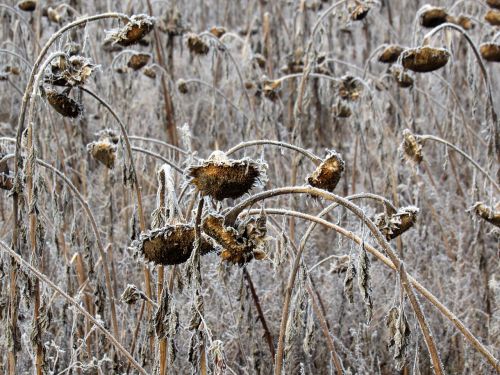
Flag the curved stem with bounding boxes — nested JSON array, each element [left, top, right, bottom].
[[0, 240, 147, 375], [131, 146, 183, 173], [227, 187, 444, 375], [423, 23, 498, 127], [225, 139, 322, 164], [79, 86, 147, 231], [419, 134, 499, 191], [246, 207, 499, 372], [129, 135, 189, 155], [0, 48, 32, 69]]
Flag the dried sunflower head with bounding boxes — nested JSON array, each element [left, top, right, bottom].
[[350, 4, 370, 21], [390, 65, 414, 88], [127, 53, 151, 70], [307, 151, 345, 192], [374, 206, 419, 240], [177, 79, 189, 94], [86, 130, 119, 169], [485, 9, 500, 26], [480, 43, 500, 62], [210, 26, 227, 38], [159, 6, 186, 36], [339, 75, 363, 101], [45, 88, 82, 118], [186, 151, 266, 200], [132, 224, 215, 266], [400, 129, 423, 164], [378, 45, 406, 64], [48, 55, 98, 87], [0, 151, 13, 190], [401, 46, 450, 73], [17, 0, 36, 11], [106, 14, 155, 47], [143, 65, 157, 79], [472, 202, 500, 227], [262, 78, 281, 101], [186, 33, 210, 55], [418, 5, 449, 28], [202, 214, 267, 266], [487, 0, 500, 9]]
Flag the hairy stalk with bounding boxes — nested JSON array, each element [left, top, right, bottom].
[[0, 240, 147, 375], [226, 186, 444, 375]]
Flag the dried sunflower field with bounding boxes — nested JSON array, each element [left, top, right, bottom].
[[0, 0, 499, 374]]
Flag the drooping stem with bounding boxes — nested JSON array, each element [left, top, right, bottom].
[[245, 207, 500, 372], [419, 134, 499, 192], [225, 139, 322, 165], [226, 186, 444, 375]]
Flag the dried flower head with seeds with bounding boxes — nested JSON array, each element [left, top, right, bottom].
[[338, 75, 363, 101], [390, 65, 414, 88], [418, 5, 449, 27], [202, 214, 267, 265], [186, 33, 210, 55], [47, 55, 97, 87], [177, 79, 189, 94], [17, 0, 36, 11], [307, 151, 345, 192], [480, 43, 500, 62], [186, 151, 266, 200], [332, 100, 352, 118], [127, 53, 151, 70], [485, 9, 500, 26], [378, 45, 406, 64], [400, 129, 423, 164], [87, 131, 118, 169], [401, 46, 450, 73], [350, 4, 370, 21], [472, 202, 500, 227], [210, 26, 227, 38], [132, 224, 214, 266], [374, 206, 419, 240], [45, 88, 82, 118], [487, 0, 500, 9], [262, 78, 281, 101], [106, 14, 155, 46]]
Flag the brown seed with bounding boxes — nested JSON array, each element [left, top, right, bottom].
[[485, 9, 500, 25], [480, 43, 500, 62], [210, 26, 227, 38], [374, 206, 419, 240], [307, 151, 345, 192], [187, 151, 266, 200], [133, 225, 214, 266], [419, 5, 449, 28], [400, 129, 423, 164], [106, 15, 155, 47], [45, 89, 82, 118], [401, 46, 450, 73], [390, 65, 414, 88], [17, 0, 36, 11], [127, 53, 150, 70], [186, 33, 210, 55], [378, 45, 406, 64], [350, 4, 370, 21], [487, 0, 500, 9], [455, 15, 474, 30], [473, 202, 500, 227]]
